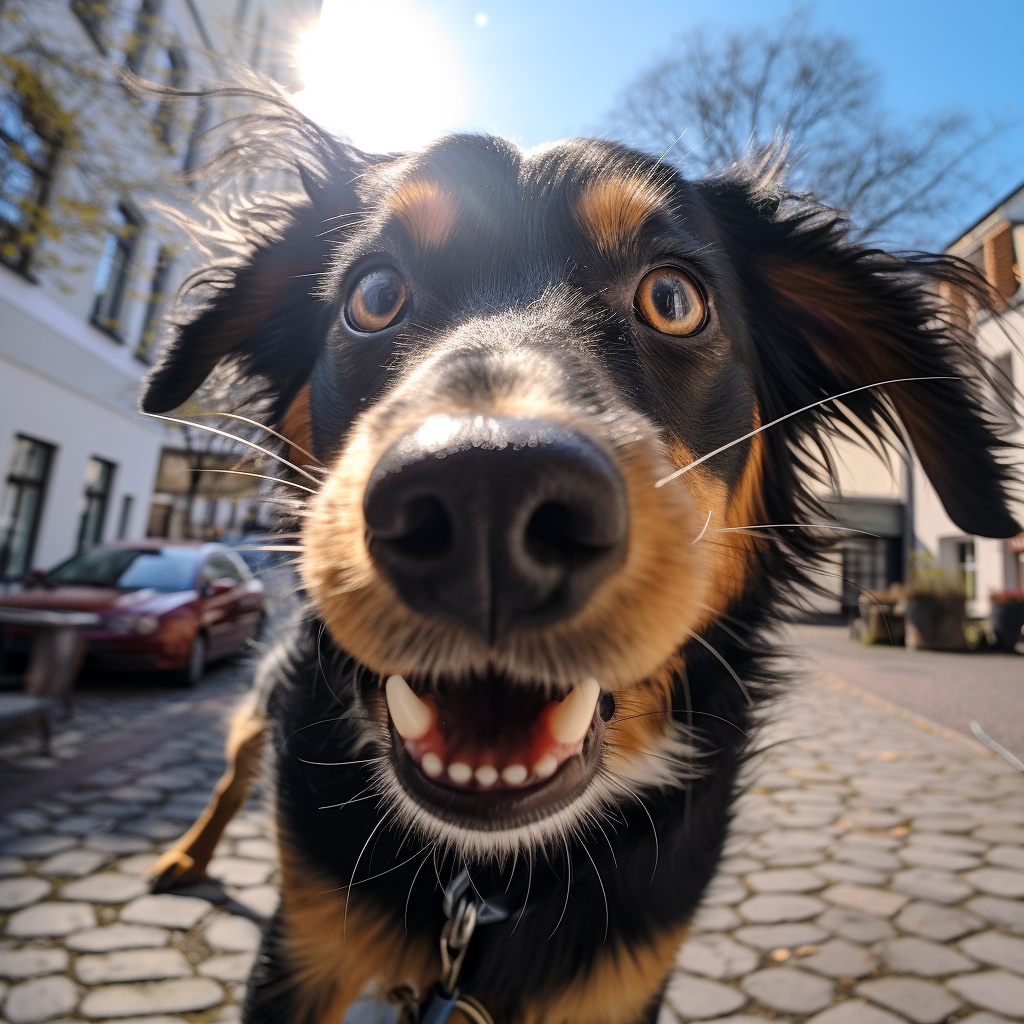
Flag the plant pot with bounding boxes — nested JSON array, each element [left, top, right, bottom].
[[904, 595, 968, 651], [990, 601, 1024, 653]]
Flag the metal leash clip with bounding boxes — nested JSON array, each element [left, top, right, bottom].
[[407, 871, 507, 1024]]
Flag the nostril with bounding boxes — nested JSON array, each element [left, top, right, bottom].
[[525, 501, 611, 566], [381, 496, 453, 560]]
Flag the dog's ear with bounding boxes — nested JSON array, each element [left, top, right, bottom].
[[140, 160, 367, 420], [699, 172, 1020, 539]]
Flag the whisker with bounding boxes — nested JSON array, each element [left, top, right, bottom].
[[611, 708, 747, 737], [318, 786, 376, 811], [405, 846, 435, 932], [344, 807, 397, 936], [717, 524, 880, 537], [578, 831, 609, 942], [692, 508, 713, 544], [142, 411, 321, 484], [510, 853, 533, 937], [191, 468, 316, 494], [189, 409, 322, 465], [655, 375, 956, 487], [548, 834, 573, 940], [686, 630, 754, 707], [297, 756, 386, 767]]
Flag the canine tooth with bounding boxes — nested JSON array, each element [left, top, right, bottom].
[[421, 752, 443, 778], [548, 678, 600, 745], [448, 762, 472, 784], [385, 674, 433, 740], [475, 765, 498, 788], [534, 753, 558, 779], [502, 764, 528, 786]]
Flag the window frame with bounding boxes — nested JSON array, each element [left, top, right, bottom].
[[136, 244, 174, 363]]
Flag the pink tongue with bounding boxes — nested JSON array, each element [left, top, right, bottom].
[[401, 696, 586, 789]]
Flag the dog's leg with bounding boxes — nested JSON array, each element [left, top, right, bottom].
[[149, 698, 267, 891]]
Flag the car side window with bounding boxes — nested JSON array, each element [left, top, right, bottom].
[[206, 553, 244, 584], [225, 551, 253, 581]]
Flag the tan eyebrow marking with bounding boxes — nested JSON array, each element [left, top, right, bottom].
[[574, 175, 665, 255], [387, 180, 457, 251]]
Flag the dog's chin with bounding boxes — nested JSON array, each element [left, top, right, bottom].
[[381, 671, 609, 842]]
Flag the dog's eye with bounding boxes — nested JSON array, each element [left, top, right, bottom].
[[347, 268, 407, 333], [635, 267, 706, 336]]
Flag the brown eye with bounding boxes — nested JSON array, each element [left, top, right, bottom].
[[635, 267, 707, 336], [347, 267, 407, 332]]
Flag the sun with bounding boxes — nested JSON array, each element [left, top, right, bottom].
[[293, 0, 468, 155]]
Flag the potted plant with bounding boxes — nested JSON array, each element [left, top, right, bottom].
[[990, 590, 1024, 652], [853, 586, 905, 645], [902, 553, 968, 651]]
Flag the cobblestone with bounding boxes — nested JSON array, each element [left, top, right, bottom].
[[1, 645, 1022, 1024], [2, 974, 79, 1023]]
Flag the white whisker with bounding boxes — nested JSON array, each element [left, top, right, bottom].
[[692, 508, 713, 544], [142, 411, 321, 484], [191, 467, 316, 494], [189, 409, 322, 465], [655, 376, 956, 487], [686, 630, 753, 707]]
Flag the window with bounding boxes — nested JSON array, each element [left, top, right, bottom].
[[840, 536, 901, 614], [0, 436, 54, 579], [0, 93, 59, 275], [76, 457, 116, 553], [70, 0, 108, 52], [957, 541, 977, 601], [117, 494, 134, 539], [202, 552, 244, 586], [993, 351, 1016, 430], [153, 45, 187, 147], [92, 204, 140, 340], [124, 0, 163, 76], [136, 246, 173, 363]]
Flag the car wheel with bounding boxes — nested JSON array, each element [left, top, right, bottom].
[[177, 632, 207, 688]]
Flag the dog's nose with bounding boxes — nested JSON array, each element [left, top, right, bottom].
[[363, 416, 627, 643]]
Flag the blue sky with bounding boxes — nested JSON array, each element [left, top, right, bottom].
[[300, 1, 1023, 243]]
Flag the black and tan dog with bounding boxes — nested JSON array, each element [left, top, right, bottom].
[[141, 114, 1018, 1024]]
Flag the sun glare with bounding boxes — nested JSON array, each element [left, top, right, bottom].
[[294, 0, 468, 155]]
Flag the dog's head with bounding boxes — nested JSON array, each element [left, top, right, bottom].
[[143, 128, 1018, 859]]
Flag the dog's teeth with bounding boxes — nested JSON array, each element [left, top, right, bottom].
[[547, 678, 600, 745], [385, 674, 433, 740], [475, 765, 498, 788], [421, 752, 443, 778], [448, 762, 473, 784], [501, 764, 528, 786], [533, 753, 558, 779]]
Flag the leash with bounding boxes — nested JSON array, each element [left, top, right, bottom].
[[389, 869, 512, 1024]]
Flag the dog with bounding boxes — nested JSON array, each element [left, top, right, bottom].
[[140, 108, 1019, 1024]]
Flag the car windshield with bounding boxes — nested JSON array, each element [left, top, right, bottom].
[[47, 548, 199, 592]]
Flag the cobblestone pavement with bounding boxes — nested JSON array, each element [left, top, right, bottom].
[[2, 659, 1023, 1023]]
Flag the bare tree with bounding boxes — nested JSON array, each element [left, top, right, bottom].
[[604, 10, 1010, 248]]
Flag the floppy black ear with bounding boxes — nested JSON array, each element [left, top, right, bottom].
[[141, 149, 370, 419], [698, 170, 1020, 540]]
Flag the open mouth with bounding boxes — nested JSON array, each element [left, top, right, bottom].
[[385, 672, 611, 828]]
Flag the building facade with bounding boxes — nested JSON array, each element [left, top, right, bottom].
[[913, 185, 1024, 617], [0, 0, 318, 581]]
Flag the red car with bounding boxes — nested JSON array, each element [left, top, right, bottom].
[[0, 541, 265, 685]]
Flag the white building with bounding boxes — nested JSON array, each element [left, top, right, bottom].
[[913, 184, 1024, 617], [0, 0, 318, 581]]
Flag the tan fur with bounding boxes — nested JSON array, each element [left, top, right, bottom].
[[667, 427, 767, 633], [280, 381, 314, 468], [149, 701, 267, 889], [573, 176, 666, 256], [388, 179, 458, 251], [518, 925, 688, 1024], [278, 840, 436, 1024]]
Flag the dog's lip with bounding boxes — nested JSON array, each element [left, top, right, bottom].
[[390, 715, 606, 830], [382, 673, 607, 829]]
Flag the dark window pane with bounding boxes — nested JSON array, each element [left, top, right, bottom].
[[76, 457, 116, 553], [91, 205, 139, 339], [0, 436, 55, 577], [48, 546, 199, 592]]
